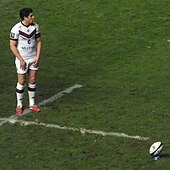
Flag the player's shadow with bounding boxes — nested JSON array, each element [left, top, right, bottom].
[[161, 153, 170, 159]]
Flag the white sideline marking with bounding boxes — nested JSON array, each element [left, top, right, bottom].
[[0, 84, 83, 126], [0, 118, 149, 141], [0, 83, 149, 141]]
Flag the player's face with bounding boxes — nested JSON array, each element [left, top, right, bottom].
[[26, 13, 34, 24]]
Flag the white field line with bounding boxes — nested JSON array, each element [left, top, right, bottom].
[[0, 118, 149, 141], [0, 84, 83, 126], [0, 83, 149, 141]]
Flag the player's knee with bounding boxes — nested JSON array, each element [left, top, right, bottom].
[[29, 78, 36, 84], [18, 80, 26, 85]]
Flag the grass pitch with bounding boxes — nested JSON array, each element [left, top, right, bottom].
[[0, 0, 170, 169]]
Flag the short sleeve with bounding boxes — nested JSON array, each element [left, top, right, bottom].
[[10, 25, 19, 40], [34, 23, 41, 39]]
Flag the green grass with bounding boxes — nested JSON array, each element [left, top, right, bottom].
[[0, 0, 170, 169]]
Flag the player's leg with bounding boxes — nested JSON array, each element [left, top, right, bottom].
[[15, 58, 27, 114], [16, 74, 26, 114], [28, 69, 40, 112]]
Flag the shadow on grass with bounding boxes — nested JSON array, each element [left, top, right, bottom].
[[161, 153, 170, 159]]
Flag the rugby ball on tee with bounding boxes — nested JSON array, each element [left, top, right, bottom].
[[149, 141, 164, 156]]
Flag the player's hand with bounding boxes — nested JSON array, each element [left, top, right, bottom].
[[33, 57, 40, 67], [20, 59, 26, 70]]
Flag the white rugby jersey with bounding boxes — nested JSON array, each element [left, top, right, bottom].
[[10, 22, 41, 59]]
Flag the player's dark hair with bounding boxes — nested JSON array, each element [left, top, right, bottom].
[[19, 8, 33, 20]]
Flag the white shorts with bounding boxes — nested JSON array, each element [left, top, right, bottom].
[[15, 57, 39, 74]]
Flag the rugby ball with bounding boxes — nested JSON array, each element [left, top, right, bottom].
[[149, 141, 164, 156]]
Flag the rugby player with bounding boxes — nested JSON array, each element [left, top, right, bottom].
[[10, 8, 41, 114]]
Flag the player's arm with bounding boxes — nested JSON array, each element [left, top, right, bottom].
[[34, 37, 42, 66], [9, 40, 26, 69]]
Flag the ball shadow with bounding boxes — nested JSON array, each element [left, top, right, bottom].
[[161, 153, 170, 159]]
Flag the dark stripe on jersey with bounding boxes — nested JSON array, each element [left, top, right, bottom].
[[10, 38, 18, 41], [35, 33, 41, 39], [19, 29, 36, 38], [21, 22, 35, 27]]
